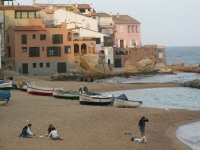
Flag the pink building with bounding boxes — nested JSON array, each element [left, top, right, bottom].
[[113, 14, 141, 48]]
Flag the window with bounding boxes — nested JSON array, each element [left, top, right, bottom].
[[132, 25, 134, 32], [64, 46, 71, 54], [29, 47, 40, 57], [47, 47, 61, 57], [100, 50, 104, 54], [22, 47, 27, 52], [40, 34, 46, 40], [46, 63, 50, 67], [15, 11, 21, 18], [32, 34, 36, 39], [40, 63, 43, 68], [33, 63, 36, 68], [120, 26, 123, 32], [29, 12, 35, 18], [21, 34, 27, 44], [131, 40, 135, 46], [128, 25, 130, 33], [136, 25, 138, 32], [7, 35, 9, 43], [42, 47, 44, 51], [22, 12, 27, 18], [67, 32, 71, 41], [52, 34, 63, 44], [79, 9, 85, 13]]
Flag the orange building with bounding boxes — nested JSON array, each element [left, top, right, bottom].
[[5, 19, 96, 75]]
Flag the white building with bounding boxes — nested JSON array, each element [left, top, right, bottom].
[[53, 9, 98, 31]]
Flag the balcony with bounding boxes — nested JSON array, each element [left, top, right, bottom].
[[98, 21, 115, 26]]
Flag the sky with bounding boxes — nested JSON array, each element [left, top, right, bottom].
[[7, 0, 200, 46]]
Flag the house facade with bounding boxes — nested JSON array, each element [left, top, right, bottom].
[[94, 12, 115, 66], [0, 5, 41, 55], [113, 14, 141, 48], [5, 19, 96, 75]]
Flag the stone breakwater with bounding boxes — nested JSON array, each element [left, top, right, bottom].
[[183, 79, 200, 89]]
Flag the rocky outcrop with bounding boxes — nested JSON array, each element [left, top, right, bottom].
[[136, 59, 154, 72], [154, 63, 168, 70], [171, 62, 184, 67], [183, 79, 200, 89]]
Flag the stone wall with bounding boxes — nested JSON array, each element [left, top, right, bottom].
[[113, 46, 166, 71]]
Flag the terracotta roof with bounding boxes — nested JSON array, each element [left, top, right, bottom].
[[113, 15, 140, 24], [95, 12, 111, 17], [34, 3, 71, 8], [0, 5, 42, 11], [12, 26, 46, 31], [77, 4, 91, 9]]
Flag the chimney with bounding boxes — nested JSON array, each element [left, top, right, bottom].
[[18, 3, 20, 5], [110, 12, 112, 16], [75, 3, 77, 7], [117, 13, 120, 18]]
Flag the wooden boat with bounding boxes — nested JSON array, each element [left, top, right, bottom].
[[79, 91, 113, 105], [27, 82, 63, 96], [0, 82, 13, 90], [53, 90, 80, 100], [113, 94, 142, 108], [17, 81, 28, 91]]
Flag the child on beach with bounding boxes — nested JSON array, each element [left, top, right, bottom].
[[19, 126, 40, 138], [47, 127, 63, 140]]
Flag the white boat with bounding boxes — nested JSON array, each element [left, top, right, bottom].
[[113, 94, 142, 108], [79, 92, 113, 105], [17, 82, 28, 91], [53, 90, 80, 100], [27, 82, 63, 96], [0, 82, 13, 90]]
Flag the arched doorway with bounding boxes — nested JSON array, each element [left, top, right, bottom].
[[74, 44, 79, 54], [81, 44, 87, 54]]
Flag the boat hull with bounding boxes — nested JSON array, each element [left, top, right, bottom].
[[114, 98, 142, 108], [53, 91, 79, 100], [0, 82, 13, 90], [28, 83, 63, 96], [79, 94, 112, 106]]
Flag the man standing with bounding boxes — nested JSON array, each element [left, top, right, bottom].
[[138, 116, 149, 143]]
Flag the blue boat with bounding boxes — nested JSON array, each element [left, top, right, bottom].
[[0, 90, 11, 101]]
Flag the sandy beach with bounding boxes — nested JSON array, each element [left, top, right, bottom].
[[0, 71, 199, 150]]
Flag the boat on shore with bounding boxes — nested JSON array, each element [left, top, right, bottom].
[[53, 90, 80, 100], [113, 94, 142, 108], [27, 82, 63, 96], [0, 82, 13, 90], [17, 81, 28, 91], [0, 90, 11, 102], [159, 68, 173, 74], [79, 91, 113, 105]]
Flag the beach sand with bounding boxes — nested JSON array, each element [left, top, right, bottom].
[[0, 71, 199, 150]]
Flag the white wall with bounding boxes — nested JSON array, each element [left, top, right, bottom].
[[53, 9, 98, 31], [104, 47, 114, 65], [98, 16, 114, 26], [78, 28, 108, 50]]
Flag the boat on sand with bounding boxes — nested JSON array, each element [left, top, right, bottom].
[[53, 90, 80, 100], [113, 94, 142, 108]]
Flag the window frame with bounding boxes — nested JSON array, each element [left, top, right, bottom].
[[52, 34, 63, 44], [21, 34, 27, 44], [47, 47, 61, 57], [29, 47, 40, 57], [22, 47, 27, 52], [33, 63, 37, 68], [40, 34, 46, 40], [39, 63, 43, 68], [64, 46, 71, 54]]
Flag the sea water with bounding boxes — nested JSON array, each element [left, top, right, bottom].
[[102, 87, 200, 150]]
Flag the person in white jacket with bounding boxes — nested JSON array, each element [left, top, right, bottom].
[[48, 127, 63, 140], [27, 124, 36, 136]]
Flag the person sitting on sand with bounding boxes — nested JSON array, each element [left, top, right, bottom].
[[27, 124, 37, 136], [45, 124, 53, 136], [19, 126, 39, 138], [48, 127, 63, 140]]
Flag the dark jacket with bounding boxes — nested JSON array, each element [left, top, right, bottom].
[[138, 118, 149, 127]]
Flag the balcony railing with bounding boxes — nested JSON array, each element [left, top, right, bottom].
[[98, 21, 115, 26]]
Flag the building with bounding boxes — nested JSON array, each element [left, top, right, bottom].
[[113, 13, 141, 48], [94, 12, 115, 67], [5, 19, 96, 75], [0, 4, 41, 55]]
